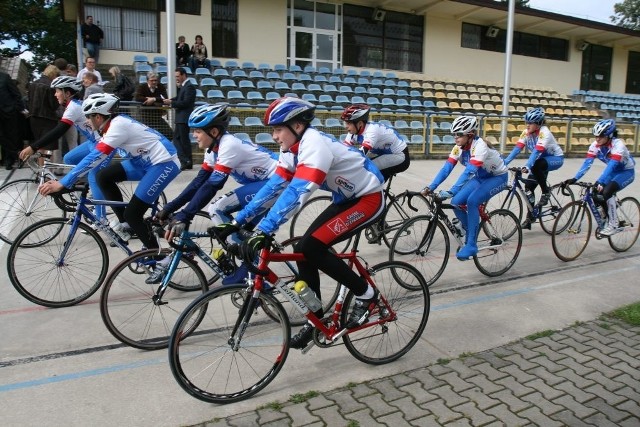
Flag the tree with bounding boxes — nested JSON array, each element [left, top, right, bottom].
[[0, 0, 76, 74], [611, 0, 640, 30]]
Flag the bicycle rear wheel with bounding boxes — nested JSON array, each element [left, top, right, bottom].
[[389, 215, 450, 288], [100, 248, 209, 350], [7, 218, 108, 307], [289, 195, 351, 252], [376, 192, 431, 249], [342, 261, 429, 365], [608, 196, 640, 252], [474, 209, 522, 277], [487, 185, 524, 223], [0, 178, 67, 244], [552, 201, 592, 262], [169, 285, 290, 403], [539, 183, 575, 235]]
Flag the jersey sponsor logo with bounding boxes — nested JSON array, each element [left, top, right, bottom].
[[335, 176, 355, 192], [345, 210, 365, 226], [137, 148, 150, 155], [146, 165, 176, 197], [327, 218, 347, 235], [251, 166, 268, 176]]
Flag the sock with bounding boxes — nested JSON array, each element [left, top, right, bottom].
[[357, 285, 375, 300]]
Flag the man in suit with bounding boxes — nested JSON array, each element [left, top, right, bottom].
[[0, 71, 27, 169], [135, 71, 173, 140], [164, 68, 196, 169]]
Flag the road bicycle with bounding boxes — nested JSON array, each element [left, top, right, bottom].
[[390, 192, 522, 287], [6, 182, 177, 308], [485, 167, 575, 234], [168, 229, 430, 404], [551, 181, 639, 261], [0, 151, 73, 244], [289, 174, 429, 251]]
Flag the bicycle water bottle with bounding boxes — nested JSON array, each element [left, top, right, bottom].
[[452, 218, 465, 238], [211, 248, 236, 275], [596, 205, 607, 228], [293, 280, 322, 312], [524, 189, 535, 206]]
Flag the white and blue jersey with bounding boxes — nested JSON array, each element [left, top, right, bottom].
[[344, 121, 406, 156], [574, 138, 636, 186], [60, 99, 98, 145], [504, 125, 563, 169]]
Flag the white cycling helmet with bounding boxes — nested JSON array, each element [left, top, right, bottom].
[[82, 93, 120, 117], [50, 76, 82, 92], [450, 115, 478, 134], [592, 119, 616, 138]]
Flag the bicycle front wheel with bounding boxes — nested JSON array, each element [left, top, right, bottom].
[[0, 178, 67, 244], [539, 183, 575, 235], [289, 195, 351, 252], [389, 215, 450, 288], [474, 209, 522, 277], [7, 218, 108, 307], [100, 248, 209, 350], [552, 201, 592, 262], [342, 261, 429, 365], [379, 192, 431, 249], [608, 196, 640, 252], [169, 285, 290, 404], [487, 185, 524, 224]]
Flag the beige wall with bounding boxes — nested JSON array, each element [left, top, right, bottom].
[[238, 0, 288, 65]]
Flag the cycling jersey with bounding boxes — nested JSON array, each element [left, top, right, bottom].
[[236, 127, 384, 234], [61, 99, 97, 144], [504, 125, 563, 168], [429, 136, 508, 194], [574, 138, 636, 184], [344, 121, 407, 155]]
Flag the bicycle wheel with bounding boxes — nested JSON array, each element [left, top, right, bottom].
[[474, 209, 522, 277], [608, 197, 640, 252], [100, 248, 209, 350], [487, 185, 524, 223], [389, 215, 450, 288], [342, 261, 429, 365], [7, 218, 108, 307], [0, 178, 67, 244], [289, 195, 352, 252], [539, 183, 575, 235], [169, 285, 290, 403], [552, 201, 592, 262], [378, 192, 431, 249]]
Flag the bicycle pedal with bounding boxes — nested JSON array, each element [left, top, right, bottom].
[[301, 340, 316, 354]]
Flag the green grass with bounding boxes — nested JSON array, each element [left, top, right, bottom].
[[608, 302, 640, 326], [289, 391, 319, 403], [525, 329, 556, 340]]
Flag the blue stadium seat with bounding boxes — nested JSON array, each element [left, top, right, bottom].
[[219, 79, 237, 88], [381, 98, 395, 110], [354, 86, 367, 94], [200, 78, 217, 90], [369, 87, 382, 96], [431, 134, 442, 144], [379, 119, 393, 127], [210, 59, 222, 68], [255, 133, 275, 144], [395, 98, 409, 111], [133, 55, 149, 64], [244, 116, 263, 126], [160, 76, 169, 85], [224, 60, 239, 69], [397, 80, 410, 88], [155, 65, 168, 76], [394, 120, 410, 129], [396, 89, 409, 98], [238, 80, 256, 91], [311, 117, 323, 127], [335, 95, 350, 105], [303, 65, 316, 74], [383, 88, 396, 98], [360, 70, 371, 78], [323, 84, 338, 93], [351, 96, 366, 104], [410, 99, 423, 112], [357, 77, 370, 86], [372, 70, 384, 79], [257, 63, 271, 71], [291, 82, 307, 93], [229, 116, 242, 127], [302, 93, 318, 102], [367, 97, 381, 108], [213, 68, 230, 78], [273, 64, 287, 72], [346, 69, 358, 77], [152, 56, 167, 65], [289, 64, 302, 73], [242, 61, 256, 70], [266, 71, 280, 80], [298, 73, 313, 82], [265, 91, 280, 101], [339, 85, 353, 94], [181, 66, 193, 75], [329, 75, 342, 85], [274, 81, 290, 91], [443, 135, 455, 144], [307, 83, 323, 93], [318, 66, 331, 75], [249, 70, 265, 80], [256, 80, 274, 92], [231, 69, 248, 79], [318, 94, 335, 104], [313, 75, 328, 83], [410, 120, 424, 130], [135, 63, 152, 76], [333, 67, 345, 75], [206, 89, 225, 101], [410, 135, 425, 145], [282, 72, 297, 82], [246, 91, 265, 103], [195, 89, 205, 100], [370, 79, 383, 87], [234, 132, 251, 141], [324, 118, 342, 128]]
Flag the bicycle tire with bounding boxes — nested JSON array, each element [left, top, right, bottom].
[[100, 248, 209, 350], [539, 183, 575, 235], [488, 184, 524, 224], [373, 192, 431, 249], [608, 196, 640, 252], [0, 178, 67, 244], [289, 195, 352, 252], [389, 215, 450, 288], [341, 261, 430, 365], [551, 201, 592, 262], [169, 285, 290, 403], [473, 209, 522, 277], [7, 218, 108, 307]]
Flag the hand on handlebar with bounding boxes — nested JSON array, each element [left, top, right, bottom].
[[164, 219, 186, 241], [38, 180, 63, 196], [420, 187, 432, 197], [19, 146, 35, 162], [437, 190, 453, 200], [239, 231, 272, 264], [209, 222, 240, 242], [520, 166, 529, 174], [562, 178, 577, 187]]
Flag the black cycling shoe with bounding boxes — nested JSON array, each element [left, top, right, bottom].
[[346, 288, 380, 329], [290, 323, 315, 349], [521, 218, 532, 230], [539, 192, 550, 206]]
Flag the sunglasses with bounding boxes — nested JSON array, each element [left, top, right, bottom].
[[86, 113, 100, 118], [453, 132, 467, 137]]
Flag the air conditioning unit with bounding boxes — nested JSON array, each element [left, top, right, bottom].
[[576, 41, 589, 51], [372, 8, 386, 22], [486, 26, 500, 38]]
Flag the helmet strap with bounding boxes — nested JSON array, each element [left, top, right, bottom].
[[287, 121, 308, 142]]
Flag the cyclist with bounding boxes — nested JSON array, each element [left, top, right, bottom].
[[503, 107, 564, 229], [18, 76, 111, 220], [421, 115, 508, 260], [38, 93, 181, 251], [563, 119, 636, 236], [152, 103, 278, 284], [214, 97, 385, 349], [341, 103, 410, 181]]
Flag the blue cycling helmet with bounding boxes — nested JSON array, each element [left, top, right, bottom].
[[524, 107, 545, 124], [593, 119, 616, 138], [263, 97, 315, 126], [188, 103, 230, 129]]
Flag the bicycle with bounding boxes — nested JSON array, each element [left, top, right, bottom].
[[6, 182, 175, 308], [168, 230, 430, 404], [551, 182, 639, 261], [289, 174, 430, 251], [99, 226, 332, 350], [0, 151, 73, 244], [390, 192, 523, 287], [485, 167, 575, 234]]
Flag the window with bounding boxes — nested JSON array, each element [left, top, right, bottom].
[[461, 23, 568, 61], [160, 0, 202, 15], [343, 5, 423, 72], [626, 51, 640, 94], [580, 44, 612, 91], [211, 0, 238, 58], [85, 4, 158, 53]]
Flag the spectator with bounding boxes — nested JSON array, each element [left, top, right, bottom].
[[65, 64, 78, 78], [81, 16, 104, 62], [81, 72, 103, 99], [53, 58, 68, 74], [77, 57, 102, 83], [189, 35, 211, 70], [163, 67, 196, 170], [109, 66, 135, 101], [134, 72, 173, 140], [176, 35, 191, 68], [28, 64, 61, 166], [0, 70, 27, 169]]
